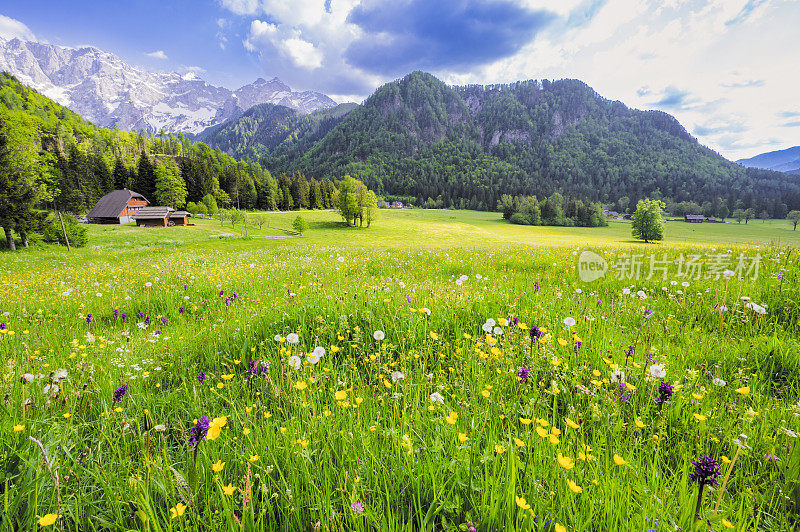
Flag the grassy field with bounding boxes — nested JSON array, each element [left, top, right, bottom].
[[1, 209, 799, 531]]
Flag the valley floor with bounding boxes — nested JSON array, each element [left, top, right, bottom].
[[1, 209, 798, 531]]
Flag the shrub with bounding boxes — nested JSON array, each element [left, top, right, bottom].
[[509, 212, 531, 225], [34, 213, 88, 247]]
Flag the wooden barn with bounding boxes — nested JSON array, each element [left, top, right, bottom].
[[133, 207, 174, 227], [685, 214, 705, 223], [86, 189, 149, 224], [169, 211, 192, 226]]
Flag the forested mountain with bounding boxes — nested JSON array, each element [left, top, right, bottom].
[[197, 102, 357, 160], [230, 71, 798, 215], [0, 72, 337, 216]]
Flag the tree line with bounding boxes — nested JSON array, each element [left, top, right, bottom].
[[497, 193, 607, 227]]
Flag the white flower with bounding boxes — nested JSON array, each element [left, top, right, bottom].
[[476, 274, 482, 279], [286, 333, 299, 344], [391, 371, 405, 382], [373, 330, 385, 341], [429, 392, 444, 404], [733, 433, 751, 450], [312, 346, 326, 358], [723, 269, 735, 279], [20, 373, 35, 384], [422, 308, 431, 315], [649, 364, 666, 379], [44, 383, 59, 395], [622, 288, 631, 295], [563, 317, 576, 327], [575, 288, 582, 294], [485, 318, 496, 327], [145, 282, 152, 287], [493, 326, 503, 335], [681, 281, 690, 287], [53, 368, 68, 381], [288, 355, 302, 369], [96, 292, 102, 297], [61, 291, 70, 297], [456, 279, 463, 286], [337, 256, 345, 263], [610, 370, 626, 384], [745, 301, 767, 315], [712, 377, 727, 387], [153, 424, 167, 432], [637, 290, 647, 299], [482, 323, 492, 333], [306, 353, 321, 365]]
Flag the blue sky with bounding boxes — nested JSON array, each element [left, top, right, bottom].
[[1, 0, 799, 159]]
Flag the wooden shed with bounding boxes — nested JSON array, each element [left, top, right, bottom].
[[133, 206, 174, 227], [87, 189, 149, 224], [169, 211, 192, 226], [685, 214, 705, 223]]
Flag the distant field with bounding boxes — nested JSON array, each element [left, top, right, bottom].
[[79, 209, 800, 253]]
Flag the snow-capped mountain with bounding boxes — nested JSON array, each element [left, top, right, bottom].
[[0, 36, 337, 134]]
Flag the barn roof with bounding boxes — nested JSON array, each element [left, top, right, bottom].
[[169, 211, 191, 218], [133, 206, 174, 219], [87, 189, 148, 219]]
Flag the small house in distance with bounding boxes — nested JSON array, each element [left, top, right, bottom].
[[87, 189, 149, 224], [685, 214, 705, 223], [133, 206, 174, 227]]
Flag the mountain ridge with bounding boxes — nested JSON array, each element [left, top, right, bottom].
[[0, 36, 337, 135], [242, 71, 800, 214], [737, 146, 800, 175]]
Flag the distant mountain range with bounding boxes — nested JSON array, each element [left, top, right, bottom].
[[737, 146, 800, 175], [0, 36, 337, 135]]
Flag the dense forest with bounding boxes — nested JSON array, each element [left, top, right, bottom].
[[203, 71, 800, 217], [0, 73, 340, 217]]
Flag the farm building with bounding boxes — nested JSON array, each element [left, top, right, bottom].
[[86, 189, 149, 224], [685, 214, 705, 223], [169, 211, 192, 226], [133, 207, 174, 227]]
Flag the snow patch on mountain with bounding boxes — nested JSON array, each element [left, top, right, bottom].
[[0, 36, 337, 134]]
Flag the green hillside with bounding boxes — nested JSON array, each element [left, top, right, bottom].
[[204, 71, 800, 214]]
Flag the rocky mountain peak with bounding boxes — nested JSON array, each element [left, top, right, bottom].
[[0, 36, 337, 134]]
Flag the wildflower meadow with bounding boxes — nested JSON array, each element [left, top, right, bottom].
[[1, 217, 799, 531]]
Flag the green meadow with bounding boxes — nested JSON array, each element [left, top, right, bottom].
[[2, 209, 799, 531]]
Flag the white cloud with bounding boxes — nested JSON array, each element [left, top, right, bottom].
[[146, 50, 169, 60], [0, 14, 36, 41], [219, 0, 260, 15], [244, 20, 323, 69]]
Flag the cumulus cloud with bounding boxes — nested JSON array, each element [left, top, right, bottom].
[[244, 20, 323, 69], [0, 14, 36, 41], [146, 50, 169, 60]]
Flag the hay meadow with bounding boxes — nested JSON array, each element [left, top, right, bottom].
[[2, 210, 799, 531]]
